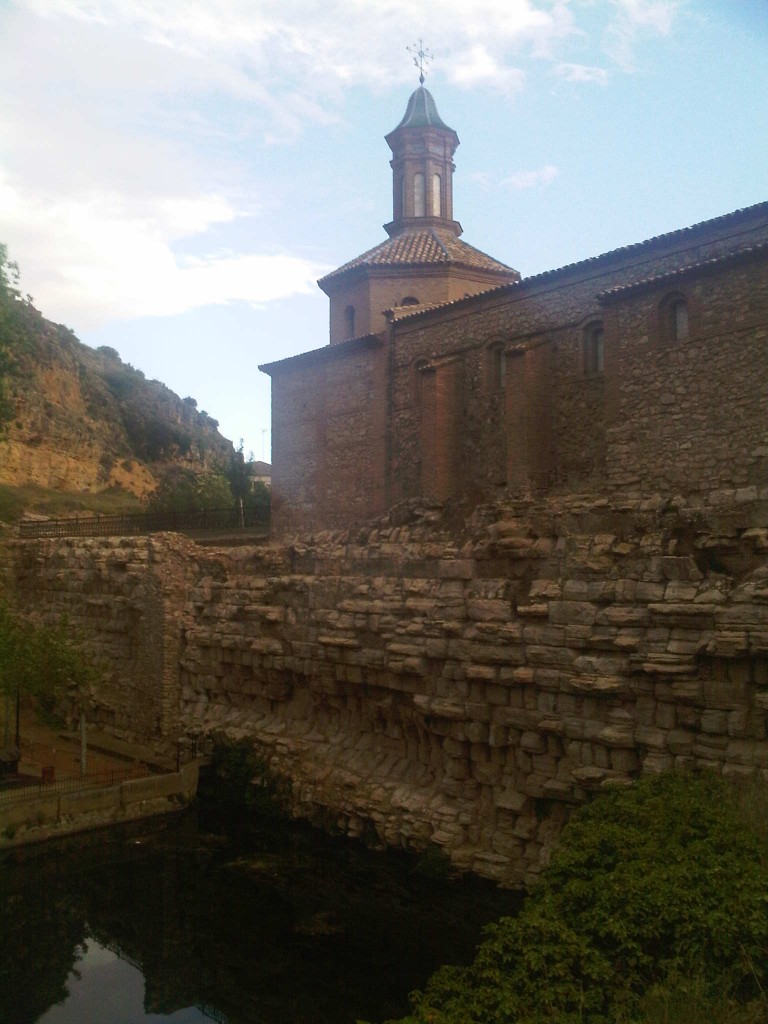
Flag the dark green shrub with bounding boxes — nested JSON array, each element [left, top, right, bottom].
[[207, 733, 291, 816], [412, 844, 454, 884], [391, 773, 768, 1024]]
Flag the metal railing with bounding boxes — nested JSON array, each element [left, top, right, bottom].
[[19, 505, 270, 540], [0, 763, 151, 803]]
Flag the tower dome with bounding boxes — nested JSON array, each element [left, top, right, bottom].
[[384, 85, 461, 237], [317, 84, 519, 344]]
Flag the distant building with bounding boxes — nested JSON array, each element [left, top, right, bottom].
[[261, 85, 768, 535], [248, 460, 271, 490]]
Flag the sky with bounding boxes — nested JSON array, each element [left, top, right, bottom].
[[1, 1, 766, 462]]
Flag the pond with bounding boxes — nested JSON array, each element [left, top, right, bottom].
[[1, 810, 521, 1024]]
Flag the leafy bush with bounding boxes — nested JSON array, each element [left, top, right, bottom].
[[206, 733, 290, 816], [147, 466, 234, 512], [388, 773, 768, 1024], [0, 243, 35, 427], [0, 602, 100, 742], [208, 733, 265, 807], [96, 345, 120, 360]]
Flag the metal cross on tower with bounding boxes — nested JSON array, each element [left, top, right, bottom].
[[407, 39, 433, 85]]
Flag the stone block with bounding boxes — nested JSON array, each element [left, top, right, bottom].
[[516, 602, 549, 617], [610, 748, 639, 772], [520, 731, 547, 753], [667, 729, 695, 754], [597, 724, 635, 748], [599, 606, 650, 626], [438, 560, 474, 580], [659, 558, 703, 582], [642, 750, 675, 773], [549, 601, 597, 626], [700, 709, 728, 734], [468, 599, 510, 621]]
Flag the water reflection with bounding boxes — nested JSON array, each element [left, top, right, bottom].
[[1, 812, 520, 1024], [38, 939, 214, 1024]]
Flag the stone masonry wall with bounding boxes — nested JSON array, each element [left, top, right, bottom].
[[10, 533, 197, 744], [7, 492, 768, 886], [604, 255, 768, 499]]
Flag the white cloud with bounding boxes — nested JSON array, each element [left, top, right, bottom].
[[0, 174, 325, 327], [469, 171, 494, 191], [450, 44, 526, 97], [555, 62, 609, 84], [471, 165, 559, 192], [612, 0, 678, 34], [501, 165, 559, 190], [0, 0, 681, 331], [604, 0, 682, 69], [14, 1, 576, 101]]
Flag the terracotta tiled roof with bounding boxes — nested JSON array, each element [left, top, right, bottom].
[[318, 227, 516, 286], [259, 333, 383, 375], [391, 200, 768, 323], [596, 240, 768, 301]]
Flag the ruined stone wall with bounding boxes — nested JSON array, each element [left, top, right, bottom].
[[8, 493, 768, 886], [9, 534, 197, 745], [176, 496, 768, 885]]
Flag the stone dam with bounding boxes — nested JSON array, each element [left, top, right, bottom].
[[6, 491, 768, 886]]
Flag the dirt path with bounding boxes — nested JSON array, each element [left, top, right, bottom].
[[5, 705, 154, 782]]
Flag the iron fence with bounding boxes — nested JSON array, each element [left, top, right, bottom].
[[0, 763, 150, 803], [18, 505, 270, 540]]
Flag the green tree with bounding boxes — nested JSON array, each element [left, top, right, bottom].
[[0, 601, 99, 752], [147, 466, 234, 512], [0, 243, 32, 428], [227, 439, 251, 504], [226, 441, 270, 520]]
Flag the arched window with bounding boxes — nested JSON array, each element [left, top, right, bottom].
[[401, 296, 420, 307], [670, 297, 689, 342], [660, 293, 689, 344], [432, 174, 441, 217], [414, 173, 425, 217], [344, 305, 355, 339], [488, 344, 506, 392], [583, 322, 605, 375], [413, 358, 429, 404]]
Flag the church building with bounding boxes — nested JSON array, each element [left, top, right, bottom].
[[261, 84, 768, 535]]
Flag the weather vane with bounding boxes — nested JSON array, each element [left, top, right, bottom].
[[407, 39, 433, 85]]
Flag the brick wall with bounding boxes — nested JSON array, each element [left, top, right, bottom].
[[326, 265, 518, 346], [268, 336, 387, 533], [385, 207, 768, 510], [265, 205, 768, 535]]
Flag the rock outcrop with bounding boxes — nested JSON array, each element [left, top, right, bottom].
[[0, 305, 235, 500]]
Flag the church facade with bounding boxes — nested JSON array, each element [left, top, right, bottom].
[[261, 87, 768, 535]]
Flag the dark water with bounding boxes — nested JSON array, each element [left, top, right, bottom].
[[0, 810, 520, 1024]]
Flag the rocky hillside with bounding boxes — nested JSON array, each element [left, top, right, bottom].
[[0, 248, 241, 515]]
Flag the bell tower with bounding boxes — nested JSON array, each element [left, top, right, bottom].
[[384, 83, 462, 238], [317, 49, 519, 345]]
